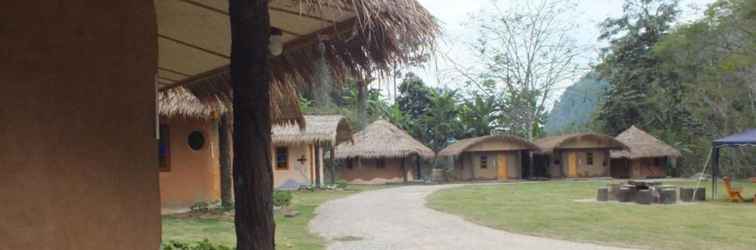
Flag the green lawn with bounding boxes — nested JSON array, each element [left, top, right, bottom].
[[162, 185, 382, 249], [428, 180, 756, 250]]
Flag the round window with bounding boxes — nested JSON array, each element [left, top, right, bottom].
[[187, 131, 205, 151]]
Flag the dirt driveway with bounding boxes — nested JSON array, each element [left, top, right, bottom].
[[309, 184, 634, 250]]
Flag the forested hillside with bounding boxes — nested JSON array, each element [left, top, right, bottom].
[[544, 73, 608, 135]]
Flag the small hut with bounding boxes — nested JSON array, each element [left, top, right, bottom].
[[157, 86, 227, 212], [439, 135, 538, 181], [271, 115, 352, 189], [158, 79, 303, 212], [534, 133, 628, 178], [610, 126, 681, 178], [335, 120, 435, 184]]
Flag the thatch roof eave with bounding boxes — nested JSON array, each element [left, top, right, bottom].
[[534, 133, 630, 155], [438, 135, 538, 157], [610, 126, 682, 159], [334, 120, 434, 160]]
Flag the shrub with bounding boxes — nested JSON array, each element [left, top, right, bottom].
[[190, 202, 210, 213], [334, 180, 348, 189], [162, 240, 232, 250], [272, 190, 293, 207]]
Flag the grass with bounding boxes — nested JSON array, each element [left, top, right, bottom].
[[162, 185, 383, 249], [427, 180, 756, 250]]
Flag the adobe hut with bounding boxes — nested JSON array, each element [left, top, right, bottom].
[[335, 120, 435, 184], [610, 126, 681, 178], [3, 0, 437, 249], [271, 115, 352, 189], [157, 87, 226, 212], [439, 135, 538, 181], [534, 133, 629, 178], [157, 78, 303, 212]]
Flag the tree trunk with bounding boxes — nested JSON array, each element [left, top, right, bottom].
[[229, 0, 275, 249], [356, 80, 368, 129], [219, 114, 234, 208]]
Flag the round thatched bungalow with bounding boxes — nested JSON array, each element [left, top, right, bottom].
[[439, 135, 538, 181], [271, 115, 352, 189], [157, 86, 226, 213], [158, 81, 303, 212], [534, 133, 629, 178], [335, 120, 435, 184], [610, 126, 681, 179]]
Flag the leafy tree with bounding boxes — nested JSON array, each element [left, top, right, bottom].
[[458, 94, 499, 138], [396, 73, 433, 122], [652, 0, 756, 176], [594, 0, 683, 135], [421, 88, 464, 151], [461, 0, 583, 140]]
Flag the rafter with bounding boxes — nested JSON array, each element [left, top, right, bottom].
[[159, 34, 230, 59]]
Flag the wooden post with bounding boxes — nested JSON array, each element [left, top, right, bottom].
[[415, 154, 421, 180], [329, 145, 336, 184], [229, 0, 275, 249], [401, 157, 407, 182], [315, 144, 321, 187], [219, 114, 234, 208]]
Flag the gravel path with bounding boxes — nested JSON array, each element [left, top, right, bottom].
[[310, 184, 635, 250]]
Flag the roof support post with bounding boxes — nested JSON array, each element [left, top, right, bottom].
[[315, 144, 322, 187], [330, 145, 337, 185], [416, 154, 422, 180], [229, 0, 275, 249], [219, 114, 234, 209]]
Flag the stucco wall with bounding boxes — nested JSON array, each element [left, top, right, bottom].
[[631, 157, 666, 178], [339, 158, 416, 184], [554, 149, 610, 178], [0, 0, 160, 249], [159, 118, 220, 212], [456, 151, 522, 180], [273, 144, 313, 189]]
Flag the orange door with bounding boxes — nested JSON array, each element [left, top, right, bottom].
[[567, 152, 577, 177], [497, 153, 508, 180]]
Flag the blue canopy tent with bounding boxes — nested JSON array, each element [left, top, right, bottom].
[[711, 129, 756, 196]]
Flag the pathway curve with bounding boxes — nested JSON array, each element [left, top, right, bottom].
[[310, 184, 635, 250]]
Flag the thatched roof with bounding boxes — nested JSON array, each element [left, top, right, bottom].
[[272, 115, 352, 145], [158, 86, 228, 119], [335, 120, 434, 159], [611, 126, 681, 159], [534, 133, 629, 155], [158, 75, 303, 125], [156, 0, 439, 90], [438, 135, 538, 157]]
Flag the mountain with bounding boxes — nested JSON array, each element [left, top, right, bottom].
[[544, 72, 609, 135]]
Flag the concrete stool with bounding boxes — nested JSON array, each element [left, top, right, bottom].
[[597, 188, 609, 201], [636, 190, 653, 205]]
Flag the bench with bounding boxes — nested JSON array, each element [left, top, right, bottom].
[[723, 176, 744, 202]]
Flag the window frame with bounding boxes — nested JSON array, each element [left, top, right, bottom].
[[158, 124, 171, 172], [586, 152, 594, 166], [376, 158, 386, 169], [480, 155, 488, 169], [275, 146, 289, 170], [187, 130, 206, 151]]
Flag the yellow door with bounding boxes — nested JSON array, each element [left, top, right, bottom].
[[568, 152, 577, 177], [497, 153, 508, 180]]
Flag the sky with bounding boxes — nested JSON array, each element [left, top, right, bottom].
[[375, 0, 716, 105]]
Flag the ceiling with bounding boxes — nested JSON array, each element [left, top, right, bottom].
[[155, 0, 355, 88]]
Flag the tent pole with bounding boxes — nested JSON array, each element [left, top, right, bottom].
[[712, 146, 720, 199]]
